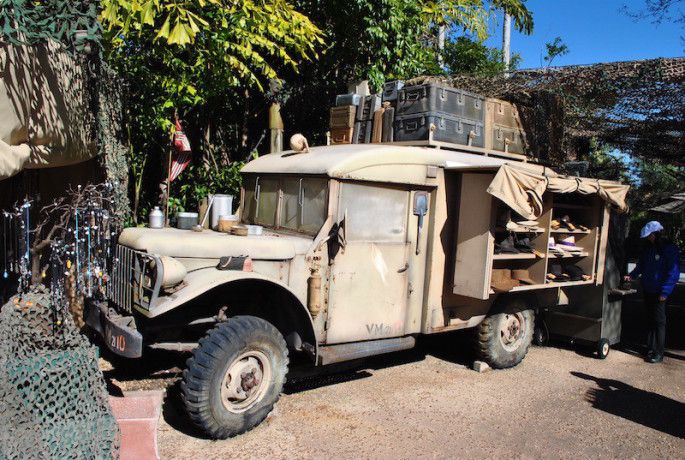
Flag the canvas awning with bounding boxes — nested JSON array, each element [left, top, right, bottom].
[[487, 163, 630, 219], [0, 42, 96, 181]]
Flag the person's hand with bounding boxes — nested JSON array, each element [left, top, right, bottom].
[[659, 295, 667, 302], [623, 275, 632, 282]]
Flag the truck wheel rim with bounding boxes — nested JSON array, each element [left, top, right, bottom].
[[220, 350, 272, 413], [500, 313, 525, 352], [601, 342, 609, 356]]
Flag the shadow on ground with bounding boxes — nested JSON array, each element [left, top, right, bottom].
[[102, 281, 685, 440], [572, 371, 685, 439], [121, 330, 476, 438]]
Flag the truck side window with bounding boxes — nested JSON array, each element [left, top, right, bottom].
[[255, 177, 279, 226], [242, 175, 258, 221], [339, 183, 408, 243], [282, 177, 328, 234]]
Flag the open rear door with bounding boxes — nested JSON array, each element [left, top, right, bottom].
[[452, 173, 496, 300]]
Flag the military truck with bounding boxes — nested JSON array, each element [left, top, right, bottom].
[[85, 141, 628, 439]]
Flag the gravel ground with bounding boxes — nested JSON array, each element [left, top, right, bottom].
[[108, 335, 685, 459]]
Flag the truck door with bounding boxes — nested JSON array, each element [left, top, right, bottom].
[[325, 182, 411, 344]]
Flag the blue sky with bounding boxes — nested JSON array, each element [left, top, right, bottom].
[[483, 0, 684, 69]]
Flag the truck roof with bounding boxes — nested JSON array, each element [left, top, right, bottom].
[[241, 144, 545, 182]]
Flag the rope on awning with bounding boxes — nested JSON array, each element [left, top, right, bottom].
[[487, 163, 630, 220]]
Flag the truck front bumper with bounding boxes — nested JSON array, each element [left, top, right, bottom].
[[84, 299, 143, 358]]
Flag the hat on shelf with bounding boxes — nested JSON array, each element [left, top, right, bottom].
[[547, 263, 570, 282], [498, 208, 543, 233], [515, 236, 535, 253], [515, 220, 544, 232], [556, 235, 584, 252], [559, 215, 577, 231], [512, 269, 536, 285], [548, 237, 569, 256], [505, 220, 527, 232], [564, 264, 586, 281], [495, 235, 520, 254], [491, 269, 520, 292]]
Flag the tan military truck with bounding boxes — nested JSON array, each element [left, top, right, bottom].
[[85, 141, 629, 439]]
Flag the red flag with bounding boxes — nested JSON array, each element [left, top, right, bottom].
[[169, 118, 192, 182]]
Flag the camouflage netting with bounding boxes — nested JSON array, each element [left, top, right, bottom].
[[408, 57, 685, 165], [0, 288, 119, 459]]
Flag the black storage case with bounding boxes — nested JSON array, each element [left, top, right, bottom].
[[356, 94, 381, 121], [397, 83, 485, 121], [382, 80, 405, 102], [394, 112, 484, 147], [353, 120, 372, 144]]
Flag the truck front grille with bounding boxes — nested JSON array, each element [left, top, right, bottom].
[[110, 245, 162, 313], [111, 245, 136, 313]]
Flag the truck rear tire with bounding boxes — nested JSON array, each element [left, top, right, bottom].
[[181, 315, 289, 439], [475, 310, 534, 369]]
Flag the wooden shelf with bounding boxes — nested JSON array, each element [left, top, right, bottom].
[[489, 279, 595, 295], [493, 253, 538, 260], [550, 229, 592, 234], [510, 279, 595, 292]]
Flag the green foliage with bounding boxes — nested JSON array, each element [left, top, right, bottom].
[[585, 139, 632, 183], [630, 160, 684, 217], [102, 0, 534, 222], [586, 139, 685, 251], [442, 35, 521, 76], [289, 0, 533, 90], [543, 36, 569, 66], [282, 0, 533, 145], [177, 161, 245, 211], [628, 159, 685, 251], [100, 0, 324, 222], [101, 0, 323, 92]]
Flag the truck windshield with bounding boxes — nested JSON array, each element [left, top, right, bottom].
[[242, 175, 328, 235]]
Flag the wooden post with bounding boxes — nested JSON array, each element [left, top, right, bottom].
[[165, 147, 172, 227], [269, 102, 284, 153]]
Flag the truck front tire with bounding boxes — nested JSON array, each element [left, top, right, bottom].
[[475, 309, 534, 369], [181, 315, 289, 439]]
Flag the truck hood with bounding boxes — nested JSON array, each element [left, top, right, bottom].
[[118, 227, 312, 260]]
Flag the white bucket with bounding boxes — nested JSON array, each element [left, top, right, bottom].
[[210, 194, 233, 229]]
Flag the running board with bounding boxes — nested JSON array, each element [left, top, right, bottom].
[[318, 336, 416, 366]]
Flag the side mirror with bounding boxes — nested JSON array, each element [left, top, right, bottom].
[[339, 210, 347, 251], [327, 214, 347, 262], [413, 192, 428, 255]]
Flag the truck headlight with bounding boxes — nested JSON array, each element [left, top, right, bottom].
[[159, 256, 187, 288]]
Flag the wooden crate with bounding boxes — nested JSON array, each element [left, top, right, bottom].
[[330, 105, 356, 129], [330, 127, 354, 144]]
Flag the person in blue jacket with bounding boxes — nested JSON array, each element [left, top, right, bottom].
[[625, 221, 681, 363]]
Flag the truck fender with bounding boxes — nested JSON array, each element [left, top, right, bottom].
[[147, 267, 318, 358]]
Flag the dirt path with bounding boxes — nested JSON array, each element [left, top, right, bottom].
[[114, 338, 685, 459]]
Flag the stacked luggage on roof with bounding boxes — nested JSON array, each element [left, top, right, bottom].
[[329, 80, 528, 156]]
